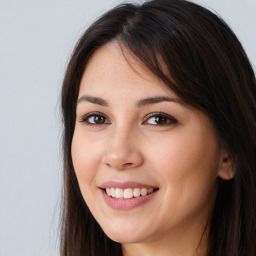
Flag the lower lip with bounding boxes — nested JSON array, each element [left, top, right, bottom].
[[100, 189, 158, 210]]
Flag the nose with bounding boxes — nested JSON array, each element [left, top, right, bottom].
[[102, 128, 144, 170]]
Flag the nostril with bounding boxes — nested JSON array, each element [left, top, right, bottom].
[[123, 162, 133, 167]]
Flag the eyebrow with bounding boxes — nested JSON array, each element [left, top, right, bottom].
[[77, 95, 183, 107], [77, 96, 109, 107], [137, 96, 183, 107]]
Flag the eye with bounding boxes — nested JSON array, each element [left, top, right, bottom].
[[144, 112, 177, 126], [79, 112, 110, 125]]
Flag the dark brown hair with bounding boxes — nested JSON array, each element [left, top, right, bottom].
[[60, 0, 256, 255]]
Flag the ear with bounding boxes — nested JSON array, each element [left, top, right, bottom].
[[217, 149, 235, 180]]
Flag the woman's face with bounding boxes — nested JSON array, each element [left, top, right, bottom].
[[71, 42, 232, 245]]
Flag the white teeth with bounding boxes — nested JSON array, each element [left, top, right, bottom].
[[111, 188, 115, 197], [106, 188, 111, 196], [147, 188, 154, 194], [133, 188, 141, 197], [115, 188, 124, 198], [124, 188, 133, 199], [105, 187, 156, 199], [140, 188, 147, 196]]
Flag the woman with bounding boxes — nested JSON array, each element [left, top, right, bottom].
[[60, 0, 256, 255]]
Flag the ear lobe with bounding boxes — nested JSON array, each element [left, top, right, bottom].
[[217, 151, 235, 180]]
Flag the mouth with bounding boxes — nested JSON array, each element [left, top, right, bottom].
[[99, 181, 159, 209], [102, 187, 159, 199]]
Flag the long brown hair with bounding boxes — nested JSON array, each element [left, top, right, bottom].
[[60, 0, 256, 255]]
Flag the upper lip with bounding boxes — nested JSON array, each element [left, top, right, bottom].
[[99, 181, 158, 189]]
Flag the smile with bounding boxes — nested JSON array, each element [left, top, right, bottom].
[[99, 181, 159, 209], [104, 187, 157, 199]]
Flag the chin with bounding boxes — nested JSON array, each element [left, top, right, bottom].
[[106, 231, 146, 244], [100, 221, 150, 244]]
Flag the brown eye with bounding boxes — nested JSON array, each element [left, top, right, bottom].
[[90, 115, 106, 124], [154, 116, 168, 125], [80, 112, 110, 125], [145, 113, 177, 126]]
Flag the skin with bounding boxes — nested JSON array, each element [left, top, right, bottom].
[[71, 42, 233, 256]]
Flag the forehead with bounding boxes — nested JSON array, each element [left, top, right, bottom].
[[79, 42, 176, 99]]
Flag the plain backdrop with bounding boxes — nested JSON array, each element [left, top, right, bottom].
[[0, 0, 255, 255]]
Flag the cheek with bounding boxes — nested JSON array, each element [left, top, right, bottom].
[[148, 132, 219, 222], [147, 127, 219, 191], [71, 132, 107, 215], [71, 131, 103, 192]]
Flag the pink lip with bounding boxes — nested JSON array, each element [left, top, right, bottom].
[[100, 189, 158, 210], [100, 181, 157, 189], [99, 181, 159, 210]]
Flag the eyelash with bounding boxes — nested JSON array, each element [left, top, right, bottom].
[[143, 112, 178, 126], [79, 112, 109, 126], [79, 112, 177, 126]]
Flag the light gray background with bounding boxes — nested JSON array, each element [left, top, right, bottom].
[[0, 1, 255, 256]]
